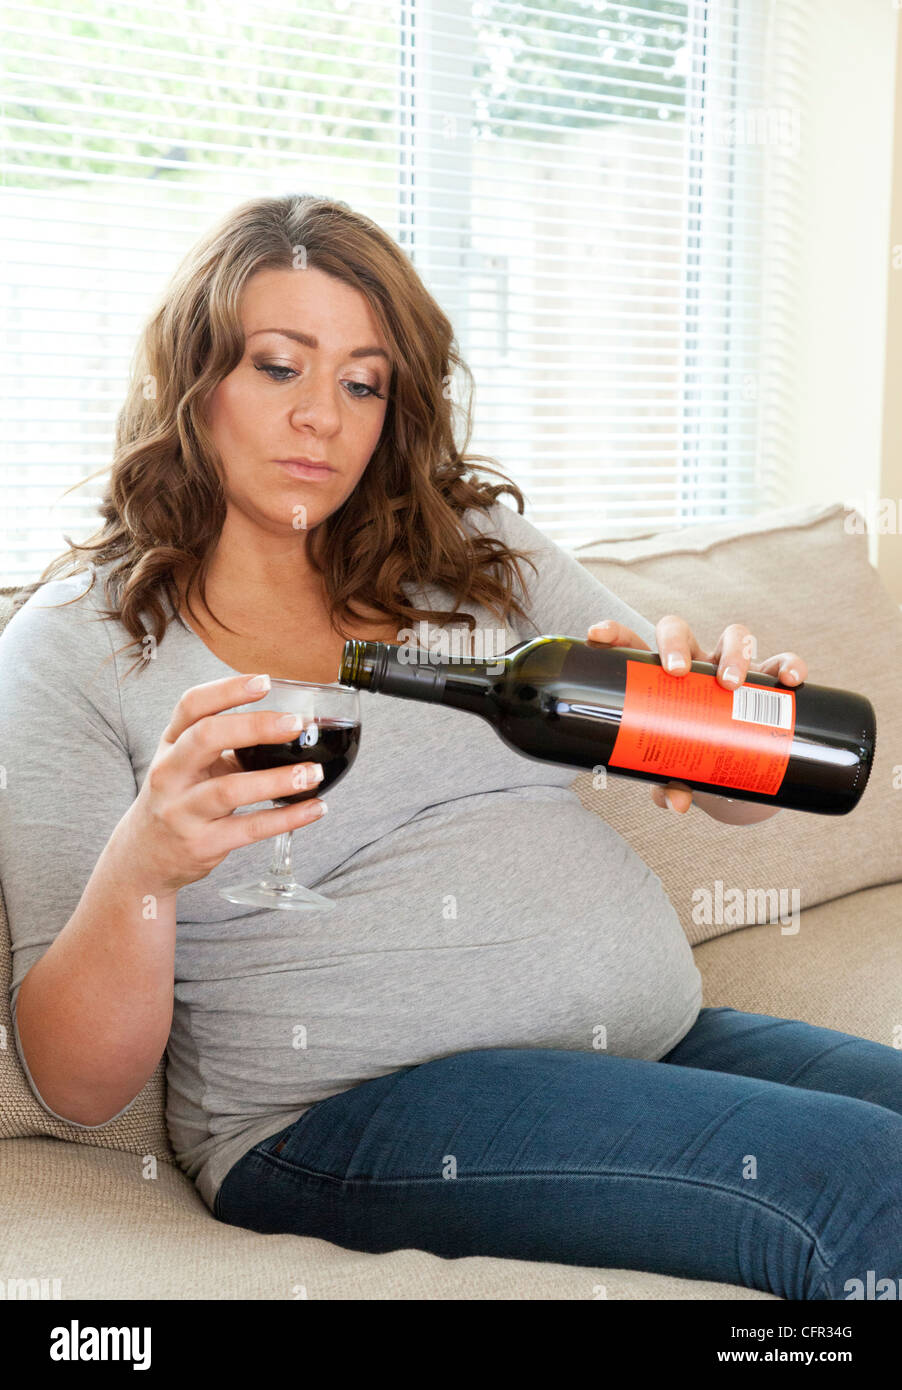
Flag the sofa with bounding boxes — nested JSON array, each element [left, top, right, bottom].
[[1, 498, 900, 1300]]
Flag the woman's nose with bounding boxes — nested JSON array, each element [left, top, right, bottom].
[[287, 374, 341, 432]]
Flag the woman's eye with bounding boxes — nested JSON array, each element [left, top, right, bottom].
[[255, 362, 296, 382], [253, 362, 384, 399], [343, 380, 381, 398]]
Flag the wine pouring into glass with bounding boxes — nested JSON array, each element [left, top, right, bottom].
[[220, 678, 361, 910]]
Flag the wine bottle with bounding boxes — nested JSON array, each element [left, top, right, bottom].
[[338, 636, 877, 816]]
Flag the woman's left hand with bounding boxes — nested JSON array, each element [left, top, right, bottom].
[[585, 615, 808, 820]]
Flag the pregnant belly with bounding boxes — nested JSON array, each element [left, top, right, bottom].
[[180, 790, 702, 1116], [316, 791, 700, 1057]]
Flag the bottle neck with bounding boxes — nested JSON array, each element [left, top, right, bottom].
[[339, 640, 499, 717]]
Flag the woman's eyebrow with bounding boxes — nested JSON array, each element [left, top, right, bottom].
[[247, 327, 389, 361]]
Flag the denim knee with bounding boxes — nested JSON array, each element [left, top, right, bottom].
[[805, 1106, 902, 1300]]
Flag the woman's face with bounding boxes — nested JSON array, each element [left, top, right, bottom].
[[206, 265, 392, 537]]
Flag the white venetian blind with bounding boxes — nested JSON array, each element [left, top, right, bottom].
[[0, 0, 810, 583]]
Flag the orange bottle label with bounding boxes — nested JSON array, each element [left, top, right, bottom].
[[608, 659, 796, 795]]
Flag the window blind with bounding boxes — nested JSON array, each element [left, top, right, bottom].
[[0, 0, 810, 583]]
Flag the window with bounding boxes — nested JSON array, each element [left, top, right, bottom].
[[0, 0, 807, 583]]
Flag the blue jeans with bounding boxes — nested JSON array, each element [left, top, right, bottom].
[[212, 1007, 902, 1299]]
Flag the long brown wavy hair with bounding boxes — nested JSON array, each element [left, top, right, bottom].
[[16, 193, 538, 678]]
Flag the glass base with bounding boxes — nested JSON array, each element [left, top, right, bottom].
[[218, 876, 336, 911]]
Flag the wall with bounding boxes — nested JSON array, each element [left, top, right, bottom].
[[880, 5, 902, 601], [790, 0, 898, 592]]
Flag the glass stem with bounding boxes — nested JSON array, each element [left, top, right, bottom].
[[270, 830, 294, 881]]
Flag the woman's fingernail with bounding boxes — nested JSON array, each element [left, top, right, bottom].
[[276, 712, 304, 730], [664, 793, 674, 811], [245, 673, 271, 692], [665, 652, 687, 672], [785, 668, 800, 683], [722, 666, 741, 686]]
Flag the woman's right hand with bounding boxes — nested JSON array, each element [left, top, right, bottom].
[[117, 673, 327, 896]]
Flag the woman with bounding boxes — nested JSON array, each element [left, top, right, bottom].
[[1, 194, 899, 1300]]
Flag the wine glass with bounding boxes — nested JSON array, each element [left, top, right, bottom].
[[218, 679, 361, 911]]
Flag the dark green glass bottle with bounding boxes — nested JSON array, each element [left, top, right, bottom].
[[338, 635, 876, 816]]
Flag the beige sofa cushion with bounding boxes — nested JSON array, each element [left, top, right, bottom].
[[695, 881, 902, 1044], [570, 501, 902, 947]]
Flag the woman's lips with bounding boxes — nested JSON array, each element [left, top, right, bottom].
[[274, 459, 334, 479]]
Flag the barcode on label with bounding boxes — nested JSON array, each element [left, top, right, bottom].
[[731, 684, 793, 729]]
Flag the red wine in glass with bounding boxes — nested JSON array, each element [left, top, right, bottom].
[[219, 679, 360, 911], [234, 718, 361, 804]]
